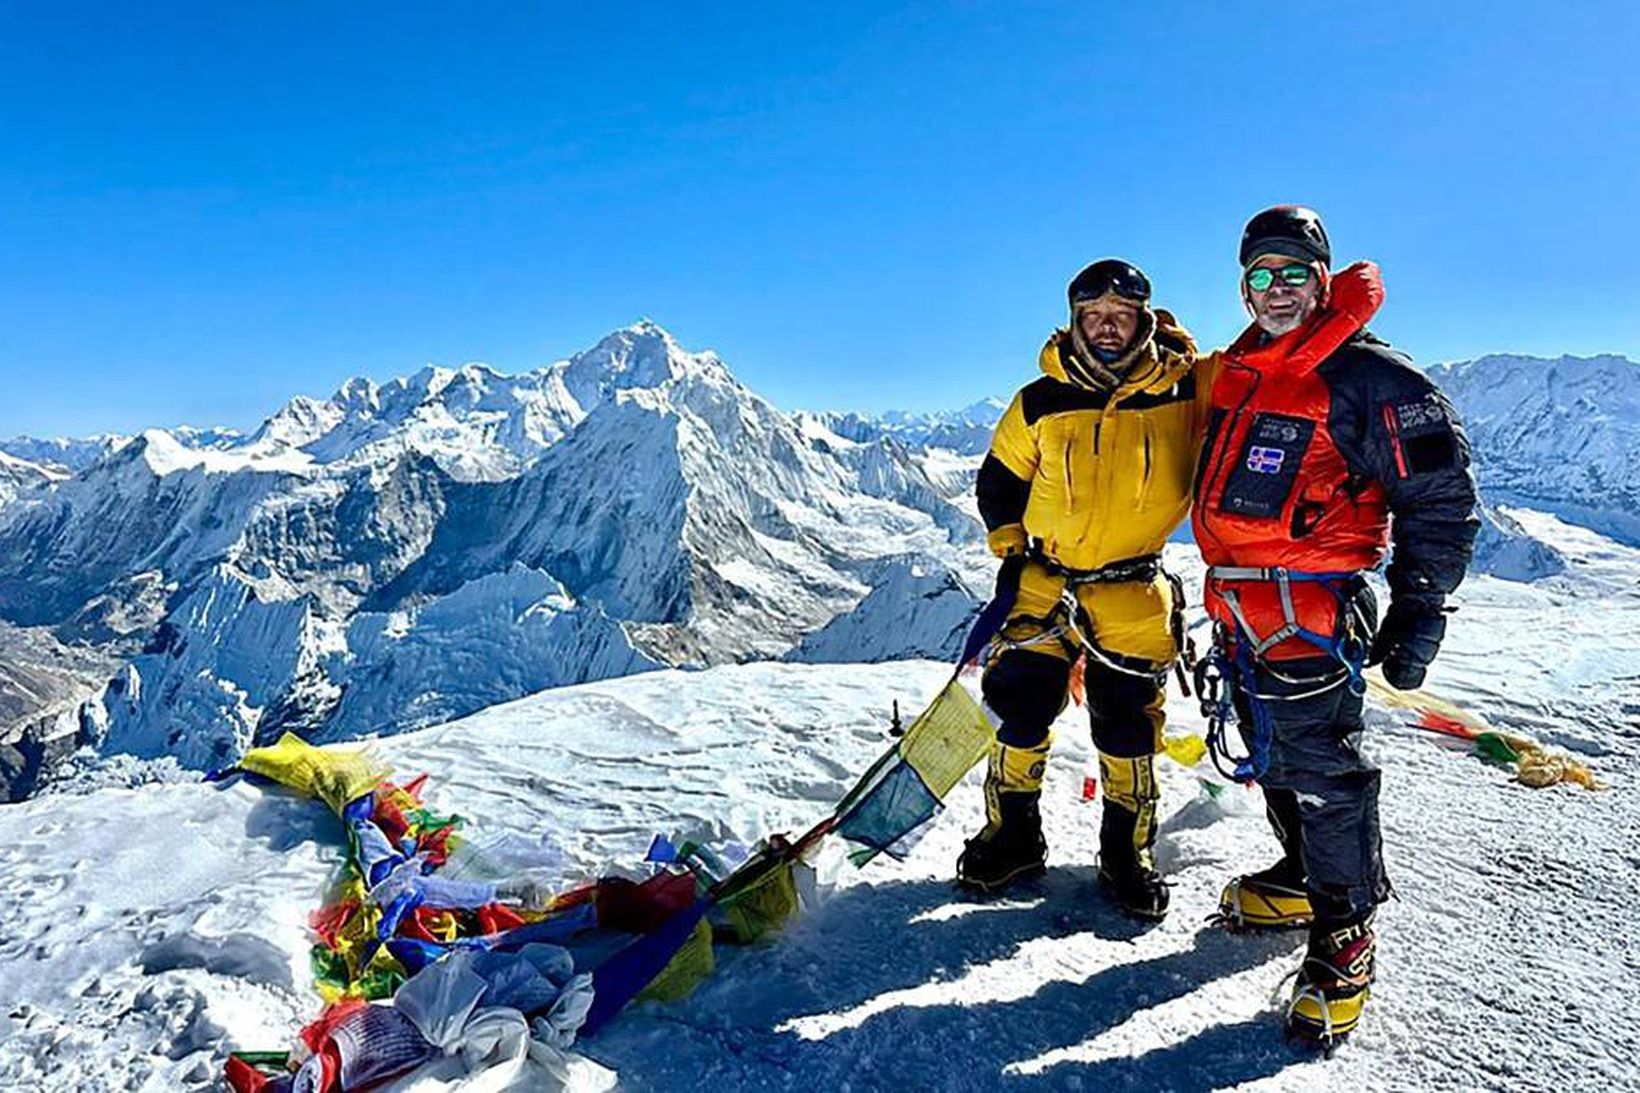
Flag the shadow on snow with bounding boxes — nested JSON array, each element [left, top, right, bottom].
[[584, 865, 1307, 1091]]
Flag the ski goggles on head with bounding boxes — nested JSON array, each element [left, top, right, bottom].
[[1070, 259, 1151, 306], [1244, 263, 1316, 293]]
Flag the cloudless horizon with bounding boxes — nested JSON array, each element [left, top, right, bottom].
[[3, 3, 1637, 439]]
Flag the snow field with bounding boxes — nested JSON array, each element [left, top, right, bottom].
[[0, 511, 1635, 1091]]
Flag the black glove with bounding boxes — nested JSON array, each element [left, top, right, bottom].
[[1369, 596, 1447, 690]]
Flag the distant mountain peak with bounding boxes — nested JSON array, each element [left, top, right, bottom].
[[0, 433, 131, 475], [1444, 351, 1636, 370], [575, 320, 696, 368], [556, 321, 734, 412], [403, 364, 459, 401], [0, 448, 70, 504], [811, 398, 1006, 457], [1435, 351, 1640, 545]]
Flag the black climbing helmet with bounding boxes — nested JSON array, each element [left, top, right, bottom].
[[1239, 206, 1331, 269], [1067, 259, 1151, 308]]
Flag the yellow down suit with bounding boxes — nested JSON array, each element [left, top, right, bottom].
[[974, 310, 1212, 856]]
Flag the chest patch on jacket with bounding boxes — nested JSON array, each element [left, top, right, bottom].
[[1393, 395, 1448, 431], [1220, 413, 1314, 519]]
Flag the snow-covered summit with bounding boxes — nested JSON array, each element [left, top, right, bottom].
[[1433, 352, 1640, 544], [0, 323, 986, 779], [556, 320, 737, 411], [5, 519, 1637, 1091], [232, 321, 739, 482], [242, 359, 575, 479]]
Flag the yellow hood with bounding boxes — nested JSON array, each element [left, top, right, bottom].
[[1039, 308, 1198, 397]]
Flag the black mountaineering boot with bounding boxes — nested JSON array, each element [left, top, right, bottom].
[[1097, 799, 1170, 920], [958, 741, 1050, 893], [957, 790, 1047, 893]]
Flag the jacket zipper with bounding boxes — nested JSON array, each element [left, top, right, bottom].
[[1207, 363, 1262, 511]]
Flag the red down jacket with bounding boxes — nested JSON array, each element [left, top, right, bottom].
[[1192, 262, 1478, 659]]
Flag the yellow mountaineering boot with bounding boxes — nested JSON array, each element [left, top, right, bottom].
[[1217, 857, 1313, 930], [1285, 916, 1375, 1044], [957, 740, 1049, 893]]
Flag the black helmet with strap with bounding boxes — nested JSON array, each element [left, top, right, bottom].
[[1240, 206, 1331, 269]]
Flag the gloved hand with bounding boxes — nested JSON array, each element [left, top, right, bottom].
[[1369, 596, 1447, 690]]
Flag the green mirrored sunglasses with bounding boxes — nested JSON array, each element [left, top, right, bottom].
[[1244, 264, 1315, 293]]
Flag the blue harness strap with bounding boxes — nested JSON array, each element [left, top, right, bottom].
[[1199, 567, 1372, 783]]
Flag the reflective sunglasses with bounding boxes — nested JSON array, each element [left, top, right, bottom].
[[1244, 263, 1316, 293]]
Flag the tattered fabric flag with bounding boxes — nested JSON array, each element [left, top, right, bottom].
[[833, 677, 996, 866], [1367, 672, 1604, 790], [709, 836, 814, 944], [1474, 730, 1604, 790], [238, 732, 391, 816]]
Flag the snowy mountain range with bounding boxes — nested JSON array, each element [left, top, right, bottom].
[[1429, 353, 1640, 545], [0, 449, 69, 506], [0, 323, 988, 785], [0, 334, 1634, 799], [806, 399, 1006, 458]]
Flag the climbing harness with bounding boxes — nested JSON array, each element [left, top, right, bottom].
[[981, 548, 1194, 692], [1198, 566, 1374, 784]]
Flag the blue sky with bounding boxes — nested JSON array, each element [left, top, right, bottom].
[[2, 3, 1636, 438]]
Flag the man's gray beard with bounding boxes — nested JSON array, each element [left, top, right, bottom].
[[1256, 311, 1306, 337]]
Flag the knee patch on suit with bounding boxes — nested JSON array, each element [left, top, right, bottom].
[[1084, 662, 1166, 758], [982, 650, 1071, 747], [990, 740, 1051, 795]]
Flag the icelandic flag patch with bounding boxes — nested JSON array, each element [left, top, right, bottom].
[[1246, 446, 1285, 474]]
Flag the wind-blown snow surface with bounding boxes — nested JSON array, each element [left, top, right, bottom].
[[3, 515, 1635, 1091]]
